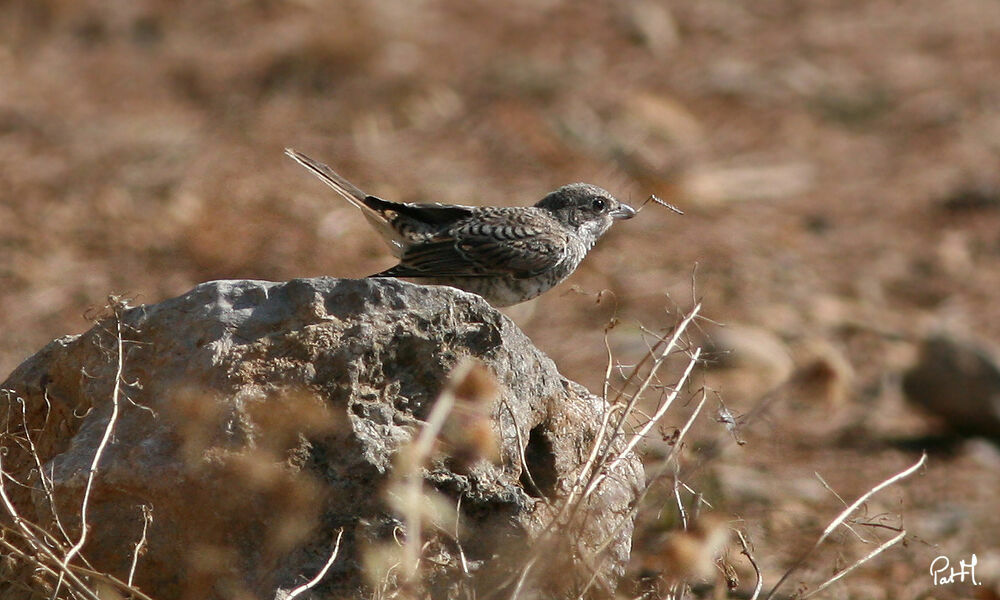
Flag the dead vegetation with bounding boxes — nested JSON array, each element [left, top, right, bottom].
[[1, 298, 927, 599], [2, 0, 999, 597]]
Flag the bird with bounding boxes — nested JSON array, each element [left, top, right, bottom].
[[285, 148, 636, 307]]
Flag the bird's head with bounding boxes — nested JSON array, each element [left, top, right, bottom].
[[535, 183, 636, 247]]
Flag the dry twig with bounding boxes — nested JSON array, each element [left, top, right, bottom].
[[128, 505, 153, 587], [764, 452, 927, 599], [0, 298, 159, 600], [286, 528, 346, 600], [735, 529, 762, 600], [799, 530, 906, 599], [63, 299, 129, 570]]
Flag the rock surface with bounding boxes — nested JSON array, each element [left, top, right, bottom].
[[0, 278, 643, 599]]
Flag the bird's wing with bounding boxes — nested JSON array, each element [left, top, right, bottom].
[[363, 196, 476, 227], [384, 214, 569, 279]]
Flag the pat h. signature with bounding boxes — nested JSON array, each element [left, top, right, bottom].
[[930, 554, 981, 586]]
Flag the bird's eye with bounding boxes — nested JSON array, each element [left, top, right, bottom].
[[591, 198, 607, 211]]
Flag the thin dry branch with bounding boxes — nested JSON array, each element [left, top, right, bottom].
[[128, 504, 153, 587], [764, 452, 927, 600], [589, 387, 709, 562], [584, 347, 702, 497], [814, 472, 870, 544], [673, 466, 688, 531], [0, 463, 102, 600], [799, 530, 906, 599], [0, 299, 146, 600], [17, 393, 76, 549], [0, 537, 91, 598], [555, 304, 701, 535], [396, 361, 462, 581], [736, 529, 762, 600], [500, 397, 543, 497], [63, 301, 128, 570], [286, 527, 345, 600], [64, 564, 159, 600], [574, 369, 708, 599], [509, 554, 539, 600]]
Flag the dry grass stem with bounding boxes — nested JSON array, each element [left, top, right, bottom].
[[586, 346, 703, 497], [66, 566, 159, 600], [386, 359, 498, 588], [286, 527, 345, 599], [128, 505, 153, 587], [16, 394, 76, 548], [586, 383, 708, 565], [764, 452, 927, 599], [396, 370, 459, 581], [568, 308, 707, 599], [502, 397, 544, 496], [673, 468, 688, 531], [63, 299, 129, 571], [735, 529, 763, 600], [563, 304, 701, 526], [0, 452, 103, 600], [0, 298, 162, 600], [814, 472, 870, 544], [799, 530, 907, 599]]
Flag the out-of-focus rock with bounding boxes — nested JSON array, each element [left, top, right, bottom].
[[607, 92, 703, 186], [0, 278, 643, 599], [902, 333, 1000, 437], [633, 514, 728, 583], [704, 323, 794, 390], [706, 59, 774, 99], [936, 182, 1000, 214], [623, 93, 704, 149], [681, 162, 815, 208], [935, 230, 974, 278], [618, 1, 680, 58], [786, 339, 854, 408]]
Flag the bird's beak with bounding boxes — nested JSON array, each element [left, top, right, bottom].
[[612, 203, 637, 220]]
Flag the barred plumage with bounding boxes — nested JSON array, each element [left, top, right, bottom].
[[286, 149, 636, 307]]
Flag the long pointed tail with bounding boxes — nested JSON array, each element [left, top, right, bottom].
[[284, 148, 368, 209], [285, 148, 406, 257]]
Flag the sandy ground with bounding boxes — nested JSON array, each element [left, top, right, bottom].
[[2, 1, 999, 598]]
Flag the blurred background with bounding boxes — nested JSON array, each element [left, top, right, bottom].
[[1, 0, 998, 597]]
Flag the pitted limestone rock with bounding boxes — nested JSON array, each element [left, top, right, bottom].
[[0, 278, 642, 599]]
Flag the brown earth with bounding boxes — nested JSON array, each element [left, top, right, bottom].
[[1, 1, 998, 598]]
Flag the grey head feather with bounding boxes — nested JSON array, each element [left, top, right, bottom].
[[534, 183, 635, 247]]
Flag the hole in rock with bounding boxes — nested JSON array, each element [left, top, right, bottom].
[[519, 425, 558, 499]]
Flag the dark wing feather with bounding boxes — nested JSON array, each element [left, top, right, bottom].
[[382, 215, 568, 279], [363, 196, 475, 226]]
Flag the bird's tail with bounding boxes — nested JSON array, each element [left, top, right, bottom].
[[285, 148, 405, 256], [284, 148, 369, 209]]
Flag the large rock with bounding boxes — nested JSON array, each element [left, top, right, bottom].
[[0, 278, 643, 599]]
